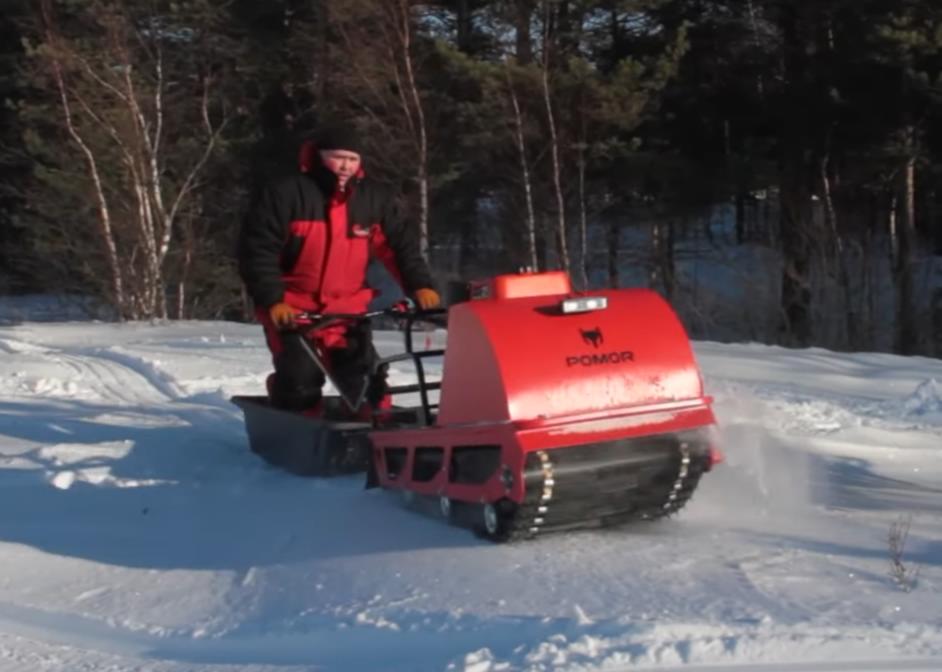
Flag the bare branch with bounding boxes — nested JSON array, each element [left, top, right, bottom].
[[505, 63, 538, 271], [346, 97, 391, 131], [153, 40, 163, 159], [165, 132, 222, 241], [200, 70, 213, 136], [577, 144, 588, 289], [164, 76, 228, 260], [40, 0, 126, 313], [397, 0, 429, 250], [389, 42, 418, 142], [541, 0, 569, 272], [73, 51, 129, 103], [332, 8, 401, 118], [73, 91, 136, 167]]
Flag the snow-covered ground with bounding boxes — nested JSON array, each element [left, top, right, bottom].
[[0, 316, 940, 671]]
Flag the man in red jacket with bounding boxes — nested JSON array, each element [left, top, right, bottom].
[[238, 124, 440, 416]]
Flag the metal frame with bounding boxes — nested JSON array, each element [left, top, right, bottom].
[[379, 309, 446, 426], [295, 307, 447, 426]]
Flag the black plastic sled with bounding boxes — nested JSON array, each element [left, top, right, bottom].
[[233, 306, 445, 477], [231, 395, 372, 476]]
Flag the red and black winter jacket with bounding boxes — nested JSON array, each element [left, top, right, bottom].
[[238, 161, 434, 315]]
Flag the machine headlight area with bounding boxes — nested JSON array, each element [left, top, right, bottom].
[[560, 296, 608, 314]]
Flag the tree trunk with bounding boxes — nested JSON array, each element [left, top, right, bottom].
[[541, 1, 569, 273], [398, 0, 430, 257], [515, 0, 534, 64], [41, 0, 127, 318], [820, 150, 855, 349], [650, 220, 676, 299], [506, 68, 538, 270], [536, 213, 548, 271], [746, 0, 765, 98], [555, 0, 575, 57], [895, 137, 918, 355], [862, 222, 875, 350], [316, 2, 331, 100], [778, 4, 814, 347], [417, 160, 430, 257], [779, 177, 814, 346], [176, 224, 194, 320], [457, 213, 476, 276], [455, 0, 473, 52], [664, 220, 676, 299], [607, 218, 619, 289], [735, 189, 746, 245], [577, 145, 588, 289]]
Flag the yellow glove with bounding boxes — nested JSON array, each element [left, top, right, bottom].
[[269, 302, 299, 329], [414, 288, 441, 310]]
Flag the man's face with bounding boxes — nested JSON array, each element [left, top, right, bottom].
[[319, 149, 361, 189]]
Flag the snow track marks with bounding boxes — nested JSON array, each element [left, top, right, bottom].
[[2, 336, 184, 405]]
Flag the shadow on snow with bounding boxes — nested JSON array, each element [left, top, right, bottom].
[[0, 395, 473, 571]]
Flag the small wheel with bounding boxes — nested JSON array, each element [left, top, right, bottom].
[[482, 503, 500, 536], [475, 499, 517, 542], [439, 496, 452, 519]]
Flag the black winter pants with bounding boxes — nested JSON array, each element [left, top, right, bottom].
[[269, 322, 388, 412]]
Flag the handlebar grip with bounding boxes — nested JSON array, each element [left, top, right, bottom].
[[288, 306, 447, 334]]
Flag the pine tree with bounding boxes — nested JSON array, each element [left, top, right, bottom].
[[0, 0, 30, 292]]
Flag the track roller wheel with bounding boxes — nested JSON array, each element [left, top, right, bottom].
[[474, 499, 517, 542], [483, 503, 500, 535], [439, 495, 453, 519]]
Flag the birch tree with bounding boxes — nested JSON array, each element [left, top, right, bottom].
[[326, 0, 433, 256], [24, 0, 230, 319]]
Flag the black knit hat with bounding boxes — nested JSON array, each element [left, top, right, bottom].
[[312, 123, 363, 155]]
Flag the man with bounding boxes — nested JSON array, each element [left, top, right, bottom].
[[238, 123, 440, 417]]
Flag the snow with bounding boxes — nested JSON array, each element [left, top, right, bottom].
[[0, 315, 940, 671]]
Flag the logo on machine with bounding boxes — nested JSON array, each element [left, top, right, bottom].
[[566, 351, 635, 367], [567, 327, 634, 367], [580, 327, 604, 348]]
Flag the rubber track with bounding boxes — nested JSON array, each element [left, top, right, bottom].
[[484, 447, 710, 542]]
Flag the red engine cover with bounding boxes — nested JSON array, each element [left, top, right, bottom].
[[437, 282, 709, 427]]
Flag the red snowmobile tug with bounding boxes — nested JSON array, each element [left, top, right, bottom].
[[234, 269, 722, 542], [367, 270, 723, 541]]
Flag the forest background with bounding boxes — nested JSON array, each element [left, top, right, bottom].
[[1, 0, 941, 356]]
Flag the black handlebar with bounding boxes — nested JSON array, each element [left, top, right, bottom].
[[290, 305, 447, 334]]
